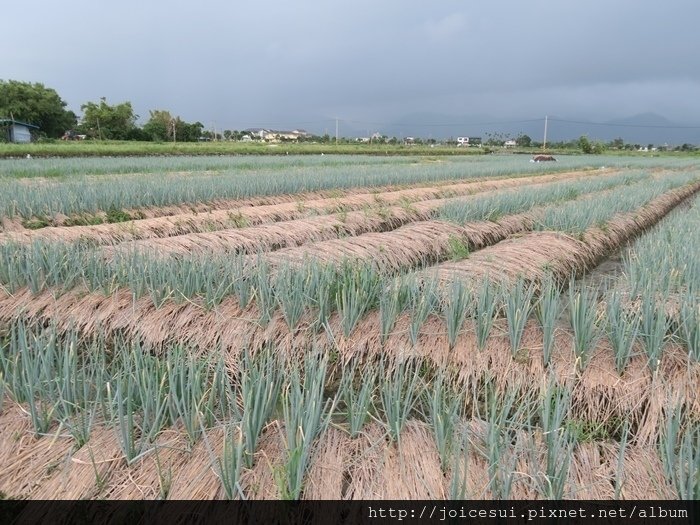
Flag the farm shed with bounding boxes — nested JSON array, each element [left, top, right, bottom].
[[0, 118, 39, 143]]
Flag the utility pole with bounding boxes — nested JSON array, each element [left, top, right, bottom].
[[335, 117, 339, 145], [543, 115, 548, 151]]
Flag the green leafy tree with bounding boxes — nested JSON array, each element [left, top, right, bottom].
[[579, 135, 605, 154], [485, 132, 506, 146], [80, 97, 137, 140], [578, 135, 593, 154], [0, 79, 77, 137], [516, 133, 532, 147], [143, 110, 175, 141], [178, 121, 204, 142], [223, 130, 247, 141], [610, 137, 624, 149], [142, 110, 204, 142]]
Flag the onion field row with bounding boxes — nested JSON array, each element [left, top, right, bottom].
[[1, 156, 698, 501], [1, 155, 693, 225]]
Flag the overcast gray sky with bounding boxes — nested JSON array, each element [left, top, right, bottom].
[[4, 0, 700, 133]]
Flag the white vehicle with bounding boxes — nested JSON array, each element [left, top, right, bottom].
[[457, 136, 481, 147]]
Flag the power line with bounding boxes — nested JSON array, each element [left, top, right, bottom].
[[234, 117, 545, 130], [548, 117, 700, 129], [225, 116, 700, 133], [341, 118, 544, 128], [233, 120, 335, 129]]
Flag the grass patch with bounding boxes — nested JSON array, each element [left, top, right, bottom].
[[105, 207, 137, 224], [447, 235, 470, 261], [22, 216, 52, 229], [63, 214, 104, 227], [566, 416, 624, 443], [227, 211, 249, 228]]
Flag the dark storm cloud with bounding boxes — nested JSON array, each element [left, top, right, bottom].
[[4, 0, 700, 132]]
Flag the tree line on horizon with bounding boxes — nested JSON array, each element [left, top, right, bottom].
[[0, 80, 348, 144], [0, 80, 209, 142], [1, 80, 697, 151]]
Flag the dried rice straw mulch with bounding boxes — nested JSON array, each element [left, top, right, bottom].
[[0, 169, 619, 246], [0, 415, 678, 500]]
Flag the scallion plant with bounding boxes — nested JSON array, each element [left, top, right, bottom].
[[448, 422, 471, 500], [379, 358, 423, 443], [661, 405, 700, 499], [275, 263, 309, 331], [539, 378, 573, 499], [481, 380, 524, 499], [503, 278, 535, 357], [679, 294, 699, 362], [278, 351, 335, 500], [335, 262, 380, 338], [216, 422, 246, 500], [423, 372, 462, 471], [441, 278, 471, 350], [408, 276, 438, 346], [339, 358, 377, 438], [639, 293, 669, 373], [379, 278, 409, 344], [567, 281, 600, 371], [535, 275, 561, 367], [240, 348, 281, 468], [606, 291, 641, 375], [474, 279, 498, 351]]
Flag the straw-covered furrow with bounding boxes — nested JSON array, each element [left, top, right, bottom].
[[0, 169, 614, 246], [4, 175, 458, 231], [331, 317, 700, 445], [105, 184, 540, 260], [0, 189, 619, 337], [105, 168, 635, 259], [1, 285, 697, 440], [1, 301, 696, 501], [263, 217, 533, 272], [432, 232, 591, 285], [9, 155, 638, 228], [427, 179, 700, 289], [45, 168, 609, 226], [252, 171, 673, 272], [104, 205, 432, 259], [0, 175, 469, 234], [0, 179, 697, 438], [0, 408, 679, 500], [1, 180, 697, 350], [43, 177, 477, 226]]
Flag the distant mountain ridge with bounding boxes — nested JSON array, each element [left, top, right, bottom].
[[606, 112, 676, 126], [335, 112, 700, 145]]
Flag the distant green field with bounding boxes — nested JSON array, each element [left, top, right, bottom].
[[3, 139, 696, 159], [0, 140, 488, 158]]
